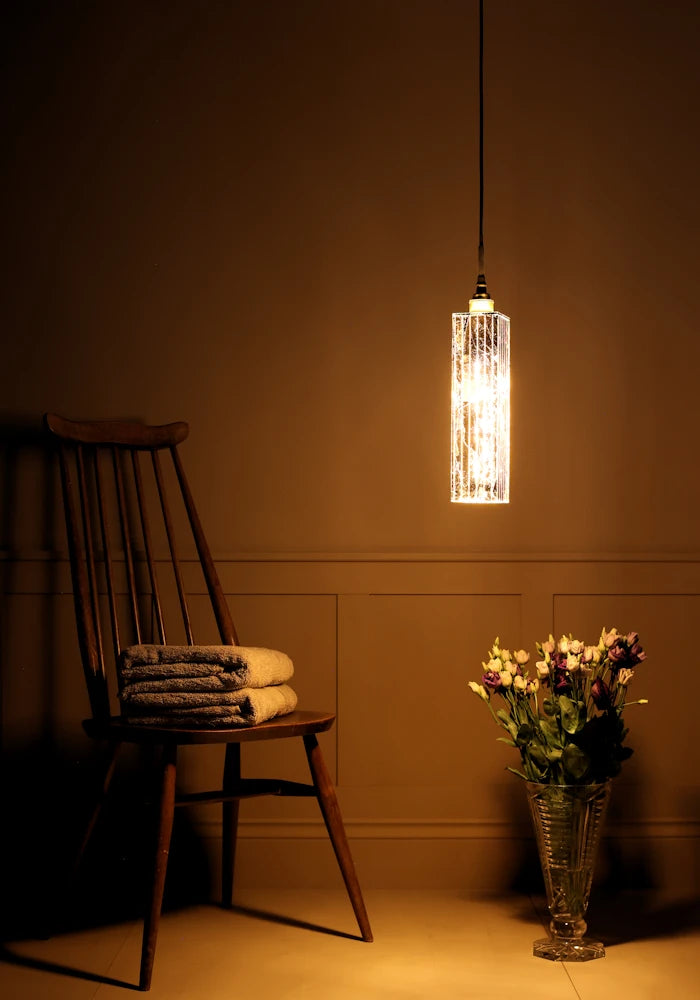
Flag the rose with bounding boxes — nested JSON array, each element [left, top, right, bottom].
[[603, 628, 620, 648], [569, 639, 584, 655], [607, 643, 627, 665], [550, 651, 568, 677], [558, 636, 569, 654], [513, 675, 527, 692], [541, 637, 555, 655], [515, 649, 530, 665], [566, 653, 580, 672], [468, 681, 490, 702], [535, 660, 550, 678], [582, 645, 601, 664], [628, 642, 646, 666], [591, 677, 612, 710], [482, 670, 502, 691], [499, 670, 513, 688], [552, 667, 570, 694]]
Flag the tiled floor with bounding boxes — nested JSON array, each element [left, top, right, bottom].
[[1, 889, 699, 999]]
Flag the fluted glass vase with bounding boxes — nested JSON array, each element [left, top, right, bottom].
[[526, 781, 611, 961]]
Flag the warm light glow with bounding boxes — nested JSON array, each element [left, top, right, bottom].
[[468, 297, 495, 314], [451, 308, 510, 503]]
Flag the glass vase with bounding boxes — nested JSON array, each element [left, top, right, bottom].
[[526, 780, 611, 961]]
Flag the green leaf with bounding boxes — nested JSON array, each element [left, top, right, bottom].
[[496, 709, 518, 739], [560, 695, 585, 734], [496, 737, 516, 746], [527, 744, 550, 767], [515, 723, 534, 747], [540, 717, 561, 745], [562, 743, 590, 780], [505, 766, 529, 781], [542, 698, 557, 717]]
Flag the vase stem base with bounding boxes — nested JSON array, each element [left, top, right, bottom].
[[533, 936, 605, 962]]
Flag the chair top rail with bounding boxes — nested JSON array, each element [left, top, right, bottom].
[[45, 413, 189, 449]]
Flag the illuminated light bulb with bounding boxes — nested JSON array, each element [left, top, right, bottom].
[[450, 0, 511, 505], [468, 297, 494, 314], [451, 300, 510, 504]]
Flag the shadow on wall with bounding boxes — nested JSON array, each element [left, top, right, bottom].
[[0, 416, 209, 941]]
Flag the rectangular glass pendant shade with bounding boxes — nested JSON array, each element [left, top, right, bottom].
[[451, 309, 510, 503]]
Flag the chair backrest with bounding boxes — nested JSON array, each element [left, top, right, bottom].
[[44, 414, 238, 723]]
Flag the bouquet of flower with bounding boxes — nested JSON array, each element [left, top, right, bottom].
[[468, 629, 648, 785]]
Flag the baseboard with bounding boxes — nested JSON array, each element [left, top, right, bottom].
[[187, 817, 700, 894]]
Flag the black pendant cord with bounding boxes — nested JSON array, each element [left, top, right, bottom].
[[474, 0, 489, 300], [478, 0, 484, 274]]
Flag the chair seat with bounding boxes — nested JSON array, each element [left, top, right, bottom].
[[83, 709, 336, 745]]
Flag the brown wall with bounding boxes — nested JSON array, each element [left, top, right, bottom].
[[5, 0, 700, 555], [2, 0, 699, 909]]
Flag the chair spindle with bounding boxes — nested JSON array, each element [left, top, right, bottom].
[[94, 449, 122, 669], [76, 446, 106, 687], [131, 451, 166, 644], [171, 447, 238, 646], [152, 450, 194, 645], [113, 447, 143, 644]]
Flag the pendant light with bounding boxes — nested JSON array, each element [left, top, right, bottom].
[[451, 0, 510, 504]]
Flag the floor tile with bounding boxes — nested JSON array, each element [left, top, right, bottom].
[[0, 921, 136, 999], [3, 890, 697, 1000], [95, 891, 577, 1000]]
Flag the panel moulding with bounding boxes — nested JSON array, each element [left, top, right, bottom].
[[193, 817, 700, 841]]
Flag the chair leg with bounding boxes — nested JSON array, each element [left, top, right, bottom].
[[303, 734, 373, 942], [221, 742, 241, 908], [139, 743, 177, 992], [43, 743, 121, 939], [71, 741, 122, 881], [45, 741, 122, 938]]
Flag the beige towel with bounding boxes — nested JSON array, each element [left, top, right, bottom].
[[124, 684, 298, 728], [118, 644, 294, 689]]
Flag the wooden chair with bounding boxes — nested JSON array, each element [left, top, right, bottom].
[[44, 413, 372, 991]]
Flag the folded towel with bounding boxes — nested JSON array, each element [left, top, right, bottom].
[[118, 644, 294, 689], [124, 684, 298, 728], [119, 676, 241, 696], [121, 690, 255, 710], [120, 661, 224, 682]]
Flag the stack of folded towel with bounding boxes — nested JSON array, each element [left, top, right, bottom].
[[117, 644, 297, 728]]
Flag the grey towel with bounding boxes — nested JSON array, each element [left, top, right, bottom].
[[119, 676, 239, 695], [118, 644, 294, 689], [124, 684, 298, 728], [122, 689, 254, 710]]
